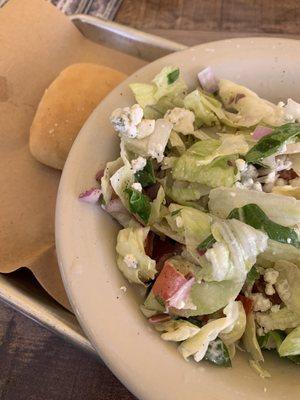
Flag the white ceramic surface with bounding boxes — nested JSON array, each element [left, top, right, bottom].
[[56, 38, 300, 400]]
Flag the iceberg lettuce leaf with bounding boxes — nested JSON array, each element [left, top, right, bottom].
[[209, 187, 300, 227], [178, 301, 239, 362], [279, 326, 300, 357], [116, 225, 157, 284]]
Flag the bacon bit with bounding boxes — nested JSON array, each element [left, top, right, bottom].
[[156, 253, 175, 273], [236, 294, 253, 315], [148, 314, 171, 324], [144, 231, 155, 258], [152, 236, 183, 265], [252, 277, 282, 305], [143, 182, 160, 201], [152, 261, 187, 301], [95, 169, 105, 182], [235, 93, 246, 103], [200, 315, 209, 324], [279, 169, 298, 181]]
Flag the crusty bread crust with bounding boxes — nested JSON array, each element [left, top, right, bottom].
[[29, 63, 126, 169]]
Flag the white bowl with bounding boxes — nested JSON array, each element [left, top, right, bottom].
[[56, 38, 300, 400]]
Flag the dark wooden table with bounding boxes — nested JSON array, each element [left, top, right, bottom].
[[1, 1, 300, 399]]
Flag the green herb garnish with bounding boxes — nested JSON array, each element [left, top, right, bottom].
[[197, 234, 216, 253], [134, 159, 156, 188], [205, 338, 231, 367], [125, 187, 151, 223], [245, 123, 300, 164], [167, 68, 180, 85], [228, 203, 300, 249]]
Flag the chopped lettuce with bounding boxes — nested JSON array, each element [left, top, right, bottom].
[[218, 79, 284, 127], [134, 159, 156, 187], [245, 123, 300, 164], [116, 225, 156, 284], [110, 163, 135, 207], [259, 240, 300, 268], [279, 326, 300, 357], [101, 157, 124, 204], [220, 301, 246, 345], [228, 204, 300, 249], [155, 319, 200, 341], [148, 186, 165, 225], [183, 89, 220, 127], [172, 135, 248, 188], [168, 130, 186, 154], [174, 153, 237, 188], [164, 176, 210, 203], [130, 66, 187, 110], [125, 187, 151, 223], [123, 119, 172, 162], [209, 187, 300, 227], [178, 301, 239, 362], [242, 312, 264, 362], [202, 219, 267, 282], [188, 225, 265, 316]]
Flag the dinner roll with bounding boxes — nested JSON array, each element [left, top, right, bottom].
[[29, 63, 126, 169]]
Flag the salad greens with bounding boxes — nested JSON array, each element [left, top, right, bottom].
[[125, 187, 151, 223], [134, 159, 156, 187], [245, 123, 300, 164], [228, 204, 300, 249], [81, 65, 300, 374]]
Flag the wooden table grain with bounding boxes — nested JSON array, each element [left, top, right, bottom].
[[1, 1, 300, 399]]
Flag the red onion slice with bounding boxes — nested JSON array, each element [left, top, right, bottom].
[[79, 187, 101, 203], [252, 126, 273, 140], [167, 276, 195, 310], [198, 67, 219, 93], [148, 314, 172, 324]]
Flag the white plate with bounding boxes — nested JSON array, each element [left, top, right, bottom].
[[56, 38, 300, 400]]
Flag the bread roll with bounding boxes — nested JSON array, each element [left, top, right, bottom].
[[29, 63, 126, 169]]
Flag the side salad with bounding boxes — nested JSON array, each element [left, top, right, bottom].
[[80, 66, 300, 375]]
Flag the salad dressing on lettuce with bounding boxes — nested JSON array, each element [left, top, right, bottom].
[[79, 66, 300, 373]]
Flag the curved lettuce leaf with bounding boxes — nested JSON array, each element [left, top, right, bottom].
[[148, 186, 166, 225], [174, 153, 237, 188], [183, 89, 220, 127], [242, 312, 264, 362], [172, 136, 248, 188], [177, 219, 265, 316], [116, 225, 156, 284], [101, 157, 124, 204], [218, 79, 284, 127], [155, 319, 200, 341], [279, 326, 300, 357], [123, 119, 172, 162], [164, 176, 210, 203], [219, 301, 246, 345], [178, 301, 239, 362], [130, 66, 187, 110], [258, 240, 300, 269], [110, 163, 135, 207], [209, 187, 300, 227]]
